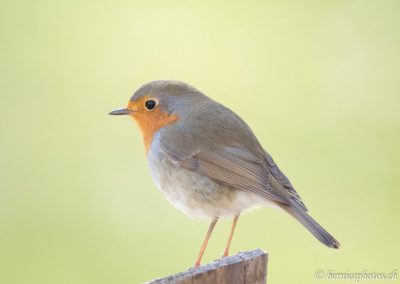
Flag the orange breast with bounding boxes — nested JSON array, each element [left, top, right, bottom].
[[128, 98, 178, 153]]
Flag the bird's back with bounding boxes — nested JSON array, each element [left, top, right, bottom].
[[159, 97, 265, 157]]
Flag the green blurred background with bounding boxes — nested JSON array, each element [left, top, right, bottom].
[[1, 0, 399, 283]]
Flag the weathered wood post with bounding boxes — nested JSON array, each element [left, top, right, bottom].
[[145, 249, 268, 284]]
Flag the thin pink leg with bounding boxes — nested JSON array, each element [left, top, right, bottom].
[[194, 217, 218, 267], [222, 214, 240, 257]]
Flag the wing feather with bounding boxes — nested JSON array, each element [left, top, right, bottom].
[[162, 145, 292, 205], [264, 151, 308, 211]]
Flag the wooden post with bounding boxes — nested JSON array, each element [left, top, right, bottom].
[[145, 249, 268, 284]]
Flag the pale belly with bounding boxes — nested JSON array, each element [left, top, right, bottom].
[[147, 138, 271, 220]]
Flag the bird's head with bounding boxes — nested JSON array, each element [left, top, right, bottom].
[[109, 80, 205, 151]]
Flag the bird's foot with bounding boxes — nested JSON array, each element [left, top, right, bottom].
[[221, 251, 229, 258], [194, 260, 201, 267]]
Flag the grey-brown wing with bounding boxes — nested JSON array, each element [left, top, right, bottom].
[[162, 145, 291, 205], [264, 150, 308, 211]]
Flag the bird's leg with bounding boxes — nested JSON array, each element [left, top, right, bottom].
[[194, 217, 218, 267], [222, 214, 240, 257]]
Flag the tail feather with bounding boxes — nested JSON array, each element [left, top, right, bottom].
[[283, 199, 340, 249]]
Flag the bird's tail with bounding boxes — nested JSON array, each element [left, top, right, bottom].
[[282, 199, 340, 249]]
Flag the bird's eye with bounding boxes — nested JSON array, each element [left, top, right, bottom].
[[145, 100, 157, 110]]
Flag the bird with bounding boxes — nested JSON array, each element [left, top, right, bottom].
[[109, 80, 340, 267]]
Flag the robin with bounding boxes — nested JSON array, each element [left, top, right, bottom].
[[109, 80, 340, 267]]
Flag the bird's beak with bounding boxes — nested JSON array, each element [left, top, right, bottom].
[[108, 108, 132, 115]]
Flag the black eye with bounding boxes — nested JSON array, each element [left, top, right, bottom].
[[145, 100, 156, 110]]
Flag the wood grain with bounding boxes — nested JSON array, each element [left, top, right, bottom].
[[145, 249, 267, 284]]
